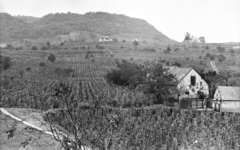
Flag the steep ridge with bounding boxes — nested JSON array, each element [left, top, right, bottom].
[[0, 12, 171, 42]]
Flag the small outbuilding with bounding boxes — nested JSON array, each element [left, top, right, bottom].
[[99, 36, 112, 42], [212, 86, 240, 113]]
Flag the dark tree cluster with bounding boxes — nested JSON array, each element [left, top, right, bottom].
[[105, 60, 177, 104]]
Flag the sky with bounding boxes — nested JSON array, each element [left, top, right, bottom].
[[0, 0, 240, 43]]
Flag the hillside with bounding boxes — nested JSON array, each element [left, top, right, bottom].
[[0, 13, 34, 42], [0, 12, 171, 43], [15, 15, 39, 23]]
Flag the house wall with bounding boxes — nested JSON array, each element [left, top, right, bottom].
[[222, 101, 240, 112], [213, 89, 240, 112], [178, 69, 209, 96]]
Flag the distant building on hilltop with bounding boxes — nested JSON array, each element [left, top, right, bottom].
[[168, 66, 209, 98], [132, 39, 138, 42], [212, 86, 240, 113], [232, 46, 240, 49], [0, 43, 7, 48], [99, 36, 112, 42]]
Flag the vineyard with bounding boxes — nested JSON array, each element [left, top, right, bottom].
[[1, 49, 240, 150], [0, 49, 153, 109]]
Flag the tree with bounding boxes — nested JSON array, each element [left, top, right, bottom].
[[230, 49, 235, 54], [85, 51, 94, 59], [199, 37, 206, 43], [41, 46, 48, 50], [140, 61, 177, 104], [32, 46, 38, 50], [184, 32, 191, 41], [48, 53, 56, 62], [217, 46, 225, 53], [105, 60, 177, 104], [133, 40, 138, 46], [47, 41, 51, 48], [0, 54, 12, 72]]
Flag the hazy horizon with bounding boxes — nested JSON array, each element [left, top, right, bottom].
[[0, 0, 240, 43]]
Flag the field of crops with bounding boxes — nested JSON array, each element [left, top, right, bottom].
[[46, 106, 240, 150], [0, 49, 154, 109], [1, 48, 240, 150]]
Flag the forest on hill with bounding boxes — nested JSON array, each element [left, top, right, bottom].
[[0, 12, 170, 42]]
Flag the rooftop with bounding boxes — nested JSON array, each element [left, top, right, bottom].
[[168, 66, 192, 81]]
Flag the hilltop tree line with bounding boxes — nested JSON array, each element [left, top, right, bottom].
[[184, 32, 206, 43]]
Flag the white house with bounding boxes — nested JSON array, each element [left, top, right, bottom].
[[0, 43, 7, 48], [99, 36, 112, 42], [232, 46, 240, 49], [212, 86, 240, 113], [168, 66, 209, 97]]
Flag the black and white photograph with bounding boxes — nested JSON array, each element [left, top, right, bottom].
[[0, 0, 240, 149]]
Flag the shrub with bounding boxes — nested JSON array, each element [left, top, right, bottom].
[[0, 55, 12, 71], [192, 44, 199, 49], [133, 40, 138, 46], [85, 51, 94, 59], [205, 45, 210, 50], [15, 46, 23, 50], [174, 47, 180, 52], [164, 46, 171, 54], [180, 98, 191, 109], [26, 67, 31, 72], [48, 53, 56, 62], [47, 42, 51, 47], [205, 53, 211, 59], [120, 46, 124, 49], [41, 46, 48, 50], [32, 46, 38, 50], [167, 97, 176, 107], [113, 38, 118, 42], [210, 55, 215, 60], [96, 45, 105, 49], [80, 46, 87, 50], [122, 39, 126, 43], [218, 54, 226, 62], [217, 46, 225, 53], [54, 68, 75, 77], [148, 48, 156, 52], [6, 44, 13, 50], [172, 61, 181, 67], [229, 49, 235, 54], [39, 62, 46, 67]]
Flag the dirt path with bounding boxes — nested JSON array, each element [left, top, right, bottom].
[[0, 108, 91, 150], [0, 110, 61, 150]]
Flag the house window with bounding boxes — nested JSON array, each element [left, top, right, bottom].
[[191, 76, 196, 86]]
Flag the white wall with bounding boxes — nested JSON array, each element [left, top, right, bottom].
[[222, 101, 240, 112], [178, 69, 209, 96], [213, 89, 240, 112]]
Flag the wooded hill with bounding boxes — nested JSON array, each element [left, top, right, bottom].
[[0, 12, 171, 43]]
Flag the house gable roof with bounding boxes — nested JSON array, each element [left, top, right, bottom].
[[168, 66, 193, 82], [217, 86, 240, 100]]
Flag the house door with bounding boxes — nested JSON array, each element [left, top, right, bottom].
[[214, 101, 220, 112]]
